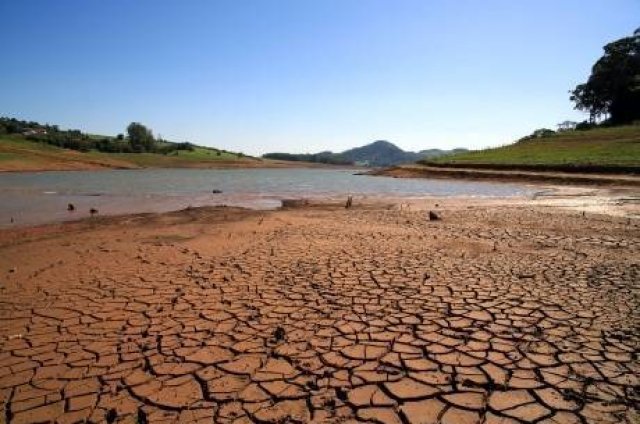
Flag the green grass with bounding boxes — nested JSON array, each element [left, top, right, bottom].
[[88, 147, 251, 167], [0, 151, 19, 162], [426, 125, 640, 170], [0, 134, 69, 152]]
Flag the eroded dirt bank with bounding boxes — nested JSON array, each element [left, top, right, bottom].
[[0, 202, 638, 423], [371, 164, 640, 187]]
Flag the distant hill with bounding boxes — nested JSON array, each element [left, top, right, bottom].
[[263, 140, 467, 167], [340, 140, 417, 166]]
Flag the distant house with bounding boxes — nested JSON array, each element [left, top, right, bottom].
[[354, 160, 370, 167], [557, 121, 577, 131], [22, 128, 47, 136]]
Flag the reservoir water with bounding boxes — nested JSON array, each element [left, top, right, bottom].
[[0, 168, 536, 226]]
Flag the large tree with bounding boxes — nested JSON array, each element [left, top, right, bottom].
[[570, 28, 640, 124], [126, 122, 155, 152]]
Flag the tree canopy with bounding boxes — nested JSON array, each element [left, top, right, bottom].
[[570, 28, 640, 125], [126, 122, 156, 152]]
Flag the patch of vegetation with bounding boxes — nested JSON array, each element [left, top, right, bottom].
[[0, 151, 19, 162], [92, 147, 243, 167], [262, 152, 351, 165]]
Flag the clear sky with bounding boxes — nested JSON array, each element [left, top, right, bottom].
[[1, 1, 638, 155]]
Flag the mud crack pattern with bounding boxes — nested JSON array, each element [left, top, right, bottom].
[[0, 207, 638, 423]]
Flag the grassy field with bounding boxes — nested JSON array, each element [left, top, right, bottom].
[[87, 146, 247, 167], [425, 125, 640, 171], [0, 135, 271, 171]]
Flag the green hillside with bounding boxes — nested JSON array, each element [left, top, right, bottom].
[[424, 125, 640, 171], [0, 134, 268, 172], [0, 117, 284, 171]]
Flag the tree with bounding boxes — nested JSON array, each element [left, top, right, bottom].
[[126, 122, 155, 152], [570, 28, 640, 124], [532, 128, 555, 138]]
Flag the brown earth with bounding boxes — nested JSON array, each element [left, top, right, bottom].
[[0, 156, 332, 173], [372, 165, 640, 187], [0, 159, 322, 173], [0, 200, 638, 423]]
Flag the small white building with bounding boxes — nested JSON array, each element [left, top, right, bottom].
[[557, 121, 577, 131], [22, 128, 48, 136]]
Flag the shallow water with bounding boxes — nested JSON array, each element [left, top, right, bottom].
[[0, 168, 535, 226]]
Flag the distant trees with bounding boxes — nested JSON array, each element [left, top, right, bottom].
[[517, 128, 556, 142], [0, 117, 94, 151], [570, 28, 640, 124], [0, 117, 198, 155], [262, 152, 353, 165]]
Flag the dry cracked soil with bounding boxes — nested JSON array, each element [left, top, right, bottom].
[[0, 204, 638, 423]]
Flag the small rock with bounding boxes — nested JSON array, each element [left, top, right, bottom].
[[90, 208, 98, 216], [273, 326, 286, 341], [428, 211, 440, 221], [212, 189, 223, 194], [67, 203, 75, 211], [281, 199, 308, 208], [105, 408, 117, 423]]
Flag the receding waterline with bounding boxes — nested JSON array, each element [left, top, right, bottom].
[[0, 168, 535, 226]]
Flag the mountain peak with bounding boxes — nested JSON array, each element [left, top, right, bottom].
[[370, 139, 397, 147], [341, 141, 414, 165], [263, 141, 468, 166]]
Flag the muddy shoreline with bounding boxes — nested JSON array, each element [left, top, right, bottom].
[[370, 164, 640, 187], [0, 160, 348, 174]]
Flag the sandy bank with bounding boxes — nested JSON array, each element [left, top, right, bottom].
[[371, 164, 640, 187], [0, 158, 342, 173]]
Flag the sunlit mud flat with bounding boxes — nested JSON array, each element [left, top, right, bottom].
[[0, 199, 638, 423]]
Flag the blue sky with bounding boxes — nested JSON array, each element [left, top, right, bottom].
[[1, 1, 638, 155]]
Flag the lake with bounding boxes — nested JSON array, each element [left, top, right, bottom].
[[0, 168, 536, 226]]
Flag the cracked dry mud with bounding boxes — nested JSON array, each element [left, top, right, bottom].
[[0, 205, 638, 423]]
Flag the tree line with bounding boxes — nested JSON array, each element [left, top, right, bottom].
[[0, 118, 195, 154], [262, 152, 352, 165]]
